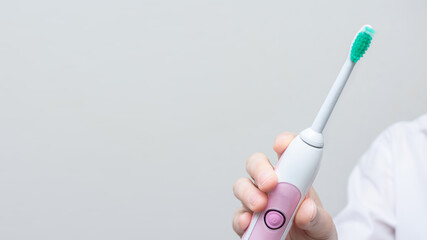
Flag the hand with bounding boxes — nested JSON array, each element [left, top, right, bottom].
[[232, 132, 338, 240]]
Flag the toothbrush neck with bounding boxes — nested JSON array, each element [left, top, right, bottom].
[[311, 58, 355, 133]]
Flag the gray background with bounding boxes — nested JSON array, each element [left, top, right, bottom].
[[0, 0, 426, 239]]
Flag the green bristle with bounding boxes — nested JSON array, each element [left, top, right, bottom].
[[350, 26, 375, 63]]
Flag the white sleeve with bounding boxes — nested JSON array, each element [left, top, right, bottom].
[[334, 128, 396, 240]]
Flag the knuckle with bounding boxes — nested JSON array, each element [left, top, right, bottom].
[[279, 131, 296, 138], [286, 131, 296, 136], [246, 152, 267, 170], [232, 212, 240, 232], [250, 152, 267, 160], [233, 178, 247, 195]]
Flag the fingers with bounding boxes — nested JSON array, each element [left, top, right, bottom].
[[246, 152, 277, 192], [233, 178, 268, 212], [232, 131, 302, 238], [273, 132, 296, 158], [294, 191, 337, 240], [307, 187, 323, 208], [232, 207, 252, 236], [294, 198, 318, 229]]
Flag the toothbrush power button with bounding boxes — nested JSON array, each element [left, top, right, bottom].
[[264, 209, 286, 230]]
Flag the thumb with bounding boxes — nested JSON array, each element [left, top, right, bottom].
[[294, 198, 337, 240]]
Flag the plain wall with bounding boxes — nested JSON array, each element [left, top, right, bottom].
[[0, 0, 426, 239]]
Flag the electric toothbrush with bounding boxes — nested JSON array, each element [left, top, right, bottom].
[[242, 25, 376, 240]]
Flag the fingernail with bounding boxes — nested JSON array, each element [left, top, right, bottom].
[[309, 199, 317, 222], [238, 213, 248, 230]]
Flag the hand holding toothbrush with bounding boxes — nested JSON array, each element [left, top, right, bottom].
[[233, 25, 375, 239], [232, 132, 337, 240]]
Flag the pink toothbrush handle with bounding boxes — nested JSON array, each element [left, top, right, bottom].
[[241, 182, 301, 240]]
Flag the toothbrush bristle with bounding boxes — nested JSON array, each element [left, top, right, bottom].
[[350, 26, 375, 63]]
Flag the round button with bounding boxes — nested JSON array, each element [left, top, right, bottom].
[[264, 210, 286, 230]]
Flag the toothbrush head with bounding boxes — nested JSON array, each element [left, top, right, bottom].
[[350, 25, 376, 63]]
